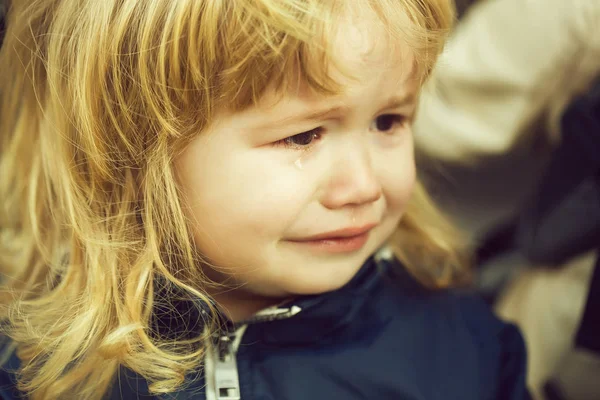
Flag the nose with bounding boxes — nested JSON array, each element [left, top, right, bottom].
[[320, 141, 382, 210]]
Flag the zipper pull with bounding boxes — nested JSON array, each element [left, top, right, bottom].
[[213, 333, 242, 400], [240, 305, 302, 324]]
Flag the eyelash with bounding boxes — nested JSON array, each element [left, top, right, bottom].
[[273, 114, 407, 151], [274, 128, 323, 152]]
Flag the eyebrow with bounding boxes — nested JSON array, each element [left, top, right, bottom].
[[259, 93, 417, 128]]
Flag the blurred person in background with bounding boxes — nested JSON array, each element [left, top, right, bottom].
[[515, 81, 600, 400], [413, 0, 600, 398]]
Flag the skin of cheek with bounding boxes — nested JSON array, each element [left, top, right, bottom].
[[378, 131, 417, 220], [177, 131, 317, 290], [370, 130, 417, 247]]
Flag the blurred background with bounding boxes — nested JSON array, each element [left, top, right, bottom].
[[415, 0, 600, 399]]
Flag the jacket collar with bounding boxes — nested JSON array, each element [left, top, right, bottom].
[[152, 251, 399, 345], [238, 253, 395, 347]]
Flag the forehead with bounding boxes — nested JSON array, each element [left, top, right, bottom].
[[331, 6, 412, 72], [330, 12, 415, 92], [264, 9, 416, 109]]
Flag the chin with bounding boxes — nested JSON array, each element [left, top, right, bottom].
[[281, 257, 366, 296]]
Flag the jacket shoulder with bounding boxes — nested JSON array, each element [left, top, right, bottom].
[[454, 294, 531, 400], [376, 265, 531, 400]]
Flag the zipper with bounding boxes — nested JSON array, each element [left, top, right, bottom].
[[205, 325, 247, 400], [204, 305, 302, 400]]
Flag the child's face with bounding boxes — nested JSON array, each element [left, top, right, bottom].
[[176, 13, 418, 304]]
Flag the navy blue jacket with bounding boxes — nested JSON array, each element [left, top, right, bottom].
[[0, 256, 531, 399]]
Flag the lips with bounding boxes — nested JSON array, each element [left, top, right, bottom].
[[290, 223, 377, 242], [286, 224, 376, 254]]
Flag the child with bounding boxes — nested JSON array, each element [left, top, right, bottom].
[[0, 0, 530, 399]]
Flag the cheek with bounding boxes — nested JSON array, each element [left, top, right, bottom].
[[178, 147, 312, 245], [379, 142, 416, 213], [221, 158, 313, 233]]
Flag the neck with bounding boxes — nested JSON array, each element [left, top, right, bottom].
[[210, 289, 288, 323], [200, 265, 292, 323]]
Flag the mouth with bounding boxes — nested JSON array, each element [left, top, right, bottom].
[[287, 224, 377, 253]]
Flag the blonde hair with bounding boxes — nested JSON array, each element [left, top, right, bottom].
[[0, 0, 465, 398]]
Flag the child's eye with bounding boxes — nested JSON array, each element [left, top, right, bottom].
[[275, 128, 322, 150], [370, 114, 407, 133]]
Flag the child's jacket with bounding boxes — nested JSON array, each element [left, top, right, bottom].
[[0, 256, 531, 399]]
